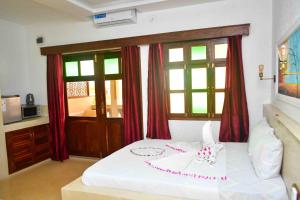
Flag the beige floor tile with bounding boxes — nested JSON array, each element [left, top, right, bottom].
[[0, 159, 95, 200]]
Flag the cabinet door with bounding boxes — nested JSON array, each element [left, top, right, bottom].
[[6, 128, 34, 174], [32, 124, 51, 162]]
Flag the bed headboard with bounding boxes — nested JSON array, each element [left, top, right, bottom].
[[263, 104, 300, 195]]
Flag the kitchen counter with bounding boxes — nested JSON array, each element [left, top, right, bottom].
[[3, 116, 49, 132]]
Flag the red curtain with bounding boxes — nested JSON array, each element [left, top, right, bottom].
[[147, 44, 171, 139], [47, 54, 69, 161], [122, 46, 143, 145], [219, 35, 249, 142]]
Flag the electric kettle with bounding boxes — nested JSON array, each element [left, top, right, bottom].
[[26, 93, 35, 105]]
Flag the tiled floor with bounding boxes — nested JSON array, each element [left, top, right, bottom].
[[0, 159, 95, 200]]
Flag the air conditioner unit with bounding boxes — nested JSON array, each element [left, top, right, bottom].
[[93, 9, 137, 26]]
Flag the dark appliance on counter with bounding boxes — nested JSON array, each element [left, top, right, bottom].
[[26, 93, 35, 105], [21, 104, 41, 119]]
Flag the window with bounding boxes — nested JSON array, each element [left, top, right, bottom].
[[63, 53, 96, 117], [104, 52, 123, 118], [63, 52, 123, 118], [165, 39, 228, 119]]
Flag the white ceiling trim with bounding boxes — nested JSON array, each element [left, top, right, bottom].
[[66, 0, 167, 13], [0, 0, 223, 25]]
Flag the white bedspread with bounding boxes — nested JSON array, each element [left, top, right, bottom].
[[220, 143, 288, 200], [82, 139, 288, 200]]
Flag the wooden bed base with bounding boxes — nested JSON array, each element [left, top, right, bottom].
[[61, 177, 182, 200], [62, 104, 300, 200]]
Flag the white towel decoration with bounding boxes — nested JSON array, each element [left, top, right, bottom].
[[196, 144, 224, 165], [202, 121, 215, 145]]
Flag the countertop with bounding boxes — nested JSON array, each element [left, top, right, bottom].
[[3, 116, 49, 133]]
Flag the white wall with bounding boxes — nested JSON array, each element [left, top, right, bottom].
[[272, 0, 300, 123], [0, 19, 31, 178], [25, 0, 272, 140], [0, 19, 31, 179], [0, 19, 30, 103]]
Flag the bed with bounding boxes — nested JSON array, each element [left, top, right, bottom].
[[61, 105, 300, 200]]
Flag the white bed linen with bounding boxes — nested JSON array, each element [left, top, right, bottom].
[[220, 143, 287, 200], [82, 140, 288, 200]]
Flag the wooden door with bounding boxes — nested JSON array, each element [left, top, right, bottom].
[[94, 53, 110, 156], [106, 118, 123, 154], [65, 53, 107, 158], [64, 51, 124, 158], [102, 52, 124, 155]]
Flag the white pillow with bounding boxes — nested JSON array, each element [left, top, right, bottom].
[[251, 133, 283, 179], [202, 121, 215, 145], [248, 119, 274, 156]]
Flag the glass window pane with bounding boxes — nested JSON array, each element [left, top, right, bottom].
[[67, 81, 96, 117], [192, 68, 207, 89], [105, 80, 111, 105], [170, 93, 185, 113], [215, 44, 228, 59], [169, 69, 184, 90], [117, 80, 122, 106], [215, 92, 225, 114], [80, 60, 94, 76], [215, 67, 226, 89], [191, 46, 206, 60], [65, 61, 78, 77], [105, 79, 123, 118], [192, 92, 207, 114], [88, 81, 95, 96], [104, 58, 119, 75], [169, 48, 183, 62]]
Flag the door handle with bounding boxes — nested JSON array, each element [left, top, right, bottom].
[[100, 102, 105, 115]]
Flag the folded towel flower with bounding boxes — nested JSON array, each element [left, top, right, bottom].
[[196, 143, 223, 165]]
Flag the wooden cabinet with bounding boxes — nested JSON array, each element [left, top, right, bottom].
[[33, 125, 51, 163], [6, 124, 51, 174]]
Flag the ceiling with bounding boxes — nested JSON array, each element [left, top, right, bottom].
[[0, 0, 222, 25]]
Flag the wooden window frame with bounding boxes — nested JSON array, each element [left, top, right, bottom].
[[63, 51, 123, 119], [103, 52, 123, 119], [104, 52, 122, 80], [63, 53, 98, 119], [63, 53, 95, 82], [63, 53, 96, 104], [164, 38, 227, 120]]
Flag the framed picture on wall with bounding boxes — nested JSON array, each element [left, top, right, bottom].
[[277, 26, 300, 99]]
